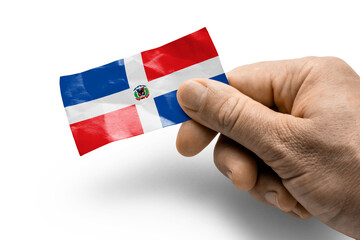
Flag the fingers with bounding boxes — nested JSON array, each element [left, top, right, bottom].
[[213, 135, 257, 191], [214, 134, 311, 219], [177, 78, 302, 165], [248, 163, 311, 219], [248, 163, 298, 213], [176, 120, 217, 157], [226, 57, 314, 114], [291, 203, 312, 220]]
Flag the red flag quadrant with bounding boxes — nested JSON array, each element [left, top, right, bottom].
[[70, 105, 143, 156], [141, 28, 218, 81]]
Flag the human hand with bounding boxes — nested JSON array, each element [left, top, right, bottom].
[[176, 57, 360, 239]]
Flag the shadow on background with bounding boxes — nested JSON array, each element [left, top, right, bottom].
[[88, 148, 343, 240]]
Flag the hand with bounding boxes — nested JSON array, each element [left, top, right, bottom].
[[176, 57, 360, 239]]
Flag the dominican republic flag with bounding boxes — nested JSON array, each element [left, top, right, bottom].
[[60, 28, 228, 155]]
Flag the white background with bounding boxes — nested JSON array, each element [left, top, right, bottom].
[[0, 0, 358, 239]]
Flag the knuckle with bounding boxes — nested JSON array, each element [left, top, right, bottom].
[[305, 56, 357, 82], [217, 95, 245, 132], [319, 56, 345, 64], [311, 56, 349, 70]]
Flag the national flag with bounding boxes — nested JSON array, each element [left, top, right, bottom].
[[60, 28, 228, 155]]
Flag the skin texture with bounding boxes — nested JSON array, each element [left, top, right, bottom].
[[176, 57, 360, 239]]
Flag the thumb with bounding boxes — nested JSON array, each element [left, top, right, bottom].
[[177, 78, 303, 167]]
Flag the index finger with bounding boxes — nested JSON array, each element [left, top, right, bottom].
[[227, 57, 314, 114]]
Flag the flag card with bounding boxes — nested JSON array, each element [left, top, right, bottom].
[[60, 28, 228, 155]]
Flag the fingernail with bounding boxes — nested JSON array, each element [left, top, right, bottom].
[[264, 192, 278, 207], [178, 80, 206, 111], [226, 170, 232, 180], [292, 206, 303, 218]]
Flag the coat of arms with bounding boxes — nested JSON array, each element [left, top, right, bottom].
[[133, 85, 150, 100]]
